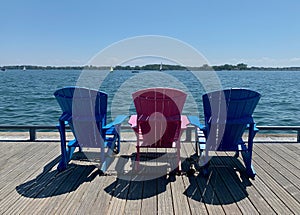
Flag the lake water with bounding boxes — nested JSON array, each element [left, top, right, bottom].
[[0, 69, 299, 126]]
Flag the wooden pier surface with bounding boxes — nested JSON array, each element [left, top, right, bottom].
[[0, 132, 300, 214]]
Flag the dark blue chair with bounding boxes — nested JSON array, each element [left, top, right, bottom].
[[54, 86, 127, 174], [188, 88, 261, 179]]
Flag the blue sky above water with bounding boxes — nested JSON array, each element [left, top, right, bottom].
[[1, 0, 300, 67]]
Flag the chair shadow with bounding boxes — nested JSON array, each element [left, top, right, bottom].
[[104, 152, 178, 200], [183, 156, 252, 205], [104, 175, 172, 200], [16, 152, 99, 198]]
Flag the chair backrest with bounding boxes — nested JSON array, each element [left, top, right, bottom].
[[54, 86, 108, 148], [202, 88, 261, 150], [132, 88, 187, 148]]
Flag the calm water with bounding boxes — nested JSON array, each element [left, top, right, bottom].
[[0, 69, 299, 126]]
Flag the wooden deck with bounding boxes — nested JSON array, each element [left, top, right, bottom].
[[0, 135, 300, 214]]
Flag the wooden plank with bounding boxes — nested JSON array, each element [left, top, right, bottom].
[[283, 144, 300, 158], [255, 144, 300, 202], [240, 163, 288, 214], [124, 180, 143, 215], [14, 153, 66, 214], [140, 177, 157, 215], [10, 149, 60, 213], [223, 151, 276, 214], [229, 150, 292, 214], [213, 154, 258, 214], [47, 166, 97, 214], [171, 176, 191, 215], [0, 143, 59, 214], [181, 175, 208, 215], [249, 154, 297, 213], [252, 148, 300, 213], [194, 171, 225, 215], [105, 178, 131, 215], [2, 141, 300, 214], [262, 144, 300, 171], [0, 141, 30, 165], [0, 142, 46, 180], [179, 147, 208, 215], [157, 176, 174, 215], [86, 175, 116, 215], [108, 139, 135, 175], [74, 171, 110, 215], [203, 162, 242, 214], [27, 165, 90, 214], [106, 141, 140, 215], [37, 165, 97, 214]]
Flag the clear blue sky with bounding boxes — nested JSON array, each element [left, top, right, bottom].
[[1, 0, 300, 67]]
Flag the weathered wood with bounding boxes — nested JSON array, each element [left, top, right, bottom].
[[171, 176, 191, 215], [181, 176, 208, 215], [124, 180, 143, 215], [1, 144, 60, 214], [0, 141, 300, 214], [213, 153, 258, 214], [157, 176, 174, 215], [87, 176, 116, 214], [106, 178, 130, 215], [255, 145, 300, 199], [194, 171, 226, 214], [253, 145, 300, 212], [140, 177, 157, 215], [223, 151, 276, 214]]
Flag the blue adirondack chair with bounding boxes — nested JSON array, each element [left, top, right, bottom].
[[54, 86, 127, 174], [188, 88, 261, 179]]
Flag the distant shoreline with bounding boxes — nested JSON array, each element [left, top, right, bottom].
[[1, 64, 300, 71]]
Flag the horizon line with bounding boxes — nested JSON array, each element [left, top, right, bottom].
[[2, 63, 300, 69]]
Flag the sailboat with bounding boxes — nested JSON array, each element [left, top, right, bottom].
[[159, 62, 163, 71], [23, 66, 26, 71], [110, 66, 114, 72]]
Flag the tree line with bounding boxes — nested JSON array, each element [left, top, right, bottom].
[[1, 63, 300, 71]]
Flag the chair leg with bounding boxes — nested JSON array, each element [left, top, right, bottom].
[[234, 151, 239, 158], [176, 144, 181, 174], [116, 126, 121, 154], [100, 141, 116, 174], [243, 123, 256, 179], [202, 163, 210, 177], [57, 120, 67, 172], [67, 139, 78, 161], [135, 145, 140, 171], [241, 151, 256, 179], [198, 148, 210, 177], [113, 133, 120, 154]]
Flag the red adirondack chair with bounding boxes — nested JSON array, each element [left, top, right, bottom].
[[128, 87, 189, 173]]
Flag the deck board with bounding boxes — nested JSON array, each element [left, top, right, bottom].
[[0, 139, 300, 214], [213, 154, 257, 214]]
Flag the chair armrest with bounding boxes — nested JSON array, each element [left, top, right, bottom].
[[253, 124, 259, 132], [187, 115, 205, 130], [103, 115, 127, 129], [128, 115, 137, 128], [181, 115, 190, 129], [59, 113, 72, 122]]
